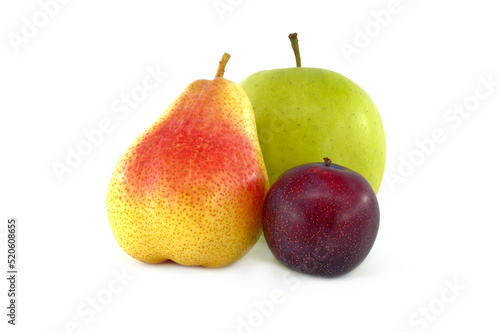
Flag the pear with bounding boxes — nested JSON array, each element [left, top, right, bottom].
[[240, 33, 386, 193], [106, 53, 269, 267]]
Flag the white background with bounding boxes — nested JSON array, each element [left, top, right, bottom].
[[1, 0, 499, 332]]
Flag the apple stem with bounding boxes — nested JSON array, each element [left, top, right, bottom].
[[323, 157, 332, 167], [215, 53, 231, 78], [288, 33, 301, 67]]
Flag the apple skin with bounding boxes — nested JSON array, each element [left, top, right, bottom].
[[262, 159, 380, 277], [240, 67, 386, 193]]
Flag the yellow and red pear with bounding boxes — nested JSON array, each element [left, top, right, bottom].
[[106, 53, 268, 267]]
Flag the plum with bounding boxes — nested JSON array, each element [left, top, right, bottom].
[[262, 158, 380, 277]]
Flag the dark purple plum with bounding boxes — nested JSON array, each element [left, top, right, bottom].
[[262, 158, 380, 277]]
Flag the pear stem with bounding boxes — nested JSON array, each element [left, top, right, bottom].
[[323, 157, 332, 167], [215, 53, 231, 78], [288, 33, 301, 67]]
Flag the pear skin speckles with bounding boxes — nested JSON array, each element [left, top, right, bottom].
[[106, 78, 269, 267]]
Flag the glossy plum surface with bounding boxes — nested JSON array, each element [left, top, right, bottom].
[[262, 160, 380, 277]]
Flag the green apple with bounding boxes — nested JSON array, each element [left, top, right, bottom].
[[240, 33, 386, 193]]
